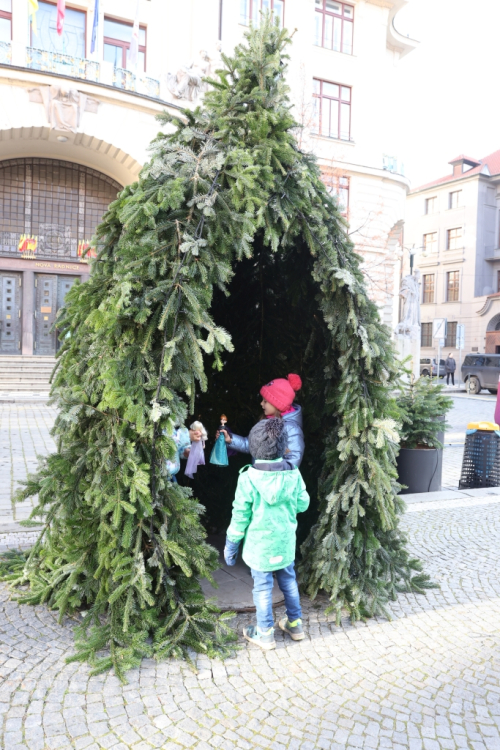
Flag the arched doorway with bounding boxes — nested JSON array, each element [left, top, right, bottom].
[[485, 312, 500, 353], [0, 158, 121, 355]]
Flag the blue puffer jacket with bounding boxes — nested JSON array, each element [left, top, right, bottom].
[[230, 405, 305, 467]]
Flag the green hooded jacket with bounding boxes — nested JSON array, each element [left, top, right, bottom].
[[226, 459, 310, 572]]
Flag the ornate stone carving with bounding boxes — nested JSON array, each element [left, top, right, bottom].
[[29, 86, 99, 132], [395, 270, 421, 340], [166, 43, 222, 102]]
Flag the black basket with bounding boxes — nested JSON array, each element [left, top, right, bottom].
[[459, 431, 500, 489]]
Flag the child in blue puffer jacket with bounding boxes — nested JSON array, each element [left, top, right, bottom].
[[219, 373, 305, 467]]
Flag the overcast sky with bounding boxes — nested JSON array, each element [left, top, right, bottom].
[[392, 0, 499, 189]]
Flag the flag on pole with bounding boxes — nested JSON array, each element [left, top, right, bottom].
[[128, 0, 140, 68], [56, 0, 65, 36], [28, 0, 39, 36], [90, 0, 99, 54]]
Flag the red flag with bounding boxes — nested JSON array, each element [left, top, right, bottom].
[[57, 0, 65, 35]]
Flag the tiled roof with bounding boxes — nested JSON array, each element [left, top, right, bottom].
[[412, 149, 500, 193]]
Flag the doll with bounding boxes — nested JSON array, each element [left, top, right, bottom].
[[209, 414, 229, 466], [185, 420, 207, 478]]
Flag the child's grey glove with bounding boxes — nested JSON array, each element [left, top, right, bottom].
[[224, 537, 240, 566]]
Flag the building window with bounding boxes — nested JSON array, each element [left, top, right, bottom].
[[421, 322, 432, 348], [240, 0, 284, 27], [447, 271, 460, 301], [312, 79, 351, 140], [445, 321, 457, 348], [449, 190, 461, 209], [0, 0, 12, 42], [104, 17, 147, 72], [422, 274, 435, 304], [423, 232, 438, 255], [497, 269, 500, 293], [314, 0, 353, 54], [447, 227, 462, 250], [0, 158, 121, 261], [326, 175, 349, 215], [35, 2, 86, 58], [425, 196, 437, 214]]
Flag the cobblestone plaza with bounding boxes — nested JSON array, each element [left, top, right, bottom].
[[1, 396, 500, 750]]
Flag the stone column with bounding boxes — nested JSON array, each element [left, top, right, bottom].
[[21, 270, 35, 356]]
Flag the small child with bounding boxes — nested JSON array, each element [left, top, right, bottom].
[[220, 373, 305, 467], [224, 418, 310, 650]]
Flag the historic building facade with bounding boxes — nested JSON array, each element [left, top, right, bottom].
[[404, 151, 500, 360], [0, 0, 413, 357]]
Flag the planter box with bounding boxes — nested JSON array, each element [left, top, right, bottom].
[[397, 447, 443, 494]]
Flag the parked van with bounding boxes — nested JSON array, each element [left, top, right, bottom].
[[461, 354, 500, 394]]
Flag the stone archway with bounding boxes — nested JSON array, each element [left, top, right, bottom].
[[485, 312, 500, 353]]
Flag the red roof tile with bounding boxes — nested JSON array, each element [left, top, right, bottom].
[[412, 149, 500, 193]]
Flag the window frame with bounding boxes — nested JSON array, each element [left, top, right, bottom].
[[447, 227, 462, 250], [422, 274, 435, 304], [103, 16, 147, 71], [423, 231, 438, 255], [421, 322, 432, 348], [314, 0, 354, 55], [240, 0, 285, 27], [425, 196, 437, 214], [445, 321, 457, 348], [30, 1, 87, 55], [0, 0, 12, 42], [446, 270, 460, 302], [449, 190, 461, 209], [312, 78, 352, 141]]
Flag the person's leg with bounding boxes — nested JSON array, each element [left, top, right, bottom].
[[243, 569, 276, 649], [250, 569, 275, 630], [275, 563, 302, 622], [275, 563, 305, 640], [446, 373, 450, 385], [452, 372, 455, 385]]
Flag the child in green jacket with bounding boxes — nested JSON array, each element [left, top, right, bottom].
[[224, 418, 310, 650]]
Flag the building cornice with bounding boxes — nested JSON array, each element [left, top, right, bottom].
[[0, 63, 181, 116]]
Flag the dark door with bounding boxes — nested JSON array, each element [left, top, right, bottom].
[[56, 276, 78, 351], [34, 275, 58, 356], [0, 273, 22, 354]]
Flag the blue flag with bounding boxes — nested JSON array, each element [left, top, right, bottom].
[[90, 0, 99, 54]]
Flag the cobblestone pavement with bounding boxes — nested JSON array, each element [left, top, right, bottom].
[[2, 399, 500, 748], [0, 404, 56, 524], [2, 494, 500, 749]]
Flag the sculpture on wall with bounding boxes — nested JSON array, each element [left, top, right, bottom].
[[394, 270, 421, 381], [166, 43, 222, 102], [29, 86, 99, 132], [395, 270, 421, 340]]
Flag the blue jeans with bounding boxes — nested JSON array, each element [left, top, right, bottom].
[[251, 562, 302, 630]]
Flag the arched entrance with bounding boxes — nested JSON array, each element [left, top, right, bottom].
[[485, 312, 500, 353], [183, 235, 328, 541], [0, 157, 121, 355]]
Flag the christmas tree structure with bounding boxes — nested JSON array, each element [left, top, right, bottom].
[[5, 17, 433, 678]]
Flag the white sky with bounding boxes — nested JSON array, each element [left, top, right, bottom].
[[392, 0, 500, 189]]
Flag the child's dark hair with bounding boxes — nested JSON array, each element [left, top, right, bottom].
[[248, 418, 287, 460]]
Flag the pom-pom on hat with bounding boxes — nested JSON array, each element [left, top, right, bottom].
[[260, 373, 302, 413]]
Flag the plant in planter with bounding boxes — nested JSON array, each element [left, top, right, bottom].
[[397, 377, 453, 494]]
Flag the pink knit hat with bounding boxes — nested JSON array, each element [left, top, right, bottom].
[[260, 374, 302, 413]]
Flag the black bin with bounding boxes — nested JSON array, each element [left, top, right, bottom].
[[459, 430, 500, 489]]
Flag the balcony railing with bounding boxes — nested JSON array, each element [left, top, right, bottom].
[[26, 48, 100, 82], [0, 41, 12, 65], [0, 231, 90, 263], [113, 67, 160, 98]]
